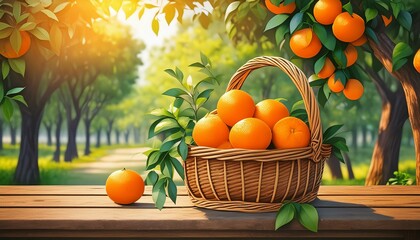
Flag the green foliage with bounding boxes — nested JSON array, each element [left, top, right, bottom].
[[392, 42, 413, 72], [275, 202, 318, 232], [323, 124, 348, 163], [388, 171, 413, 185], [145, 53, 219, 210]]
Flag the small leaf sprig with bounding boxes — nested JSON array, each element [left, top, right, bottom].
[[388, 171, 413, 185], [144, 53, 220, 210], [323, 124, 349, 163], [275, 202, 319, 232]]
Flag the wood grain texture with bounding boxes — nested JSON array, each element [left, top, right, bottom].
[[1, 185, 420, 239]]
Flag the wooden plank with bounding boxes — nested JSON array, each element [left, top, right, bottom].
[[2, 195, 420, 208], [1, 185, 420, 196], [1, 207, 420, 230], [0, 229, 411, 239]]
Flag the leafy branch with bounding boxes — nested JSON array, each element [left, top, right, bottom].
[[144, 53, 220, 210]]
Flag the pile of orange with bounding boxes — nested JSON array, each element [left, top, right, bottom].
[[193, 90, 311, 150]]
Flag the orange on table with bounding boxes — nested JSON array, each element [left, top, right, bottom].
[[382, 15, 393, 27], [344, 44, 358, 67], [192, 115, 229, 148], [272, 116, 310, 149], [328, 74, 345, 93], [414, 49, 420, 73], [0, 31, 31, 59], [254, 99, 289, 129], [317, 57, 335, 79], [351, 34, 367, 46], [313, 0, 342, 25], [229, 118, 272, 150], [332, 12, 365, 42], [290, 28, 322, 58], [343, 79, 364, 100], [265, 0, 296, 14], [106, 168, 145, 205], [217, 89, 255, 127]]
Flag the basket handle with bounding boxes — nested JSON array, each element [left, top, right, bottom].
[[226, 56, 323, 162]]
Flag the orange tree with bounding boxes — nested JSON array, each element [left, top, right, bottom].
[[0, 0, 106, 184], [120, 0, 419, 185]]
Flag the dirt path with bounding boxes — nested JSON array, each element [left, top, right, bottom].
[[62, 148, 149, 185]]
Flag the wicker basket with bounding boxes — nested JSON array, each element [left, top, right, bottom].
[[184, 56, 332, 212]]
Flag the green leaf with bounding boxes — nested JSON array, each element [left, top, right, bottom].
[[0, 82, 3, 102], [146, 151, 162, 170], [333, 70, 346, 84], [323, 124, 343, 142], [313, 23, 327, 43], [175, 67, 184, 82], [275, 203, 295, 230], [392, 42, 413, 72], [323, 29, 336, 51], [265, 15, 289, 32], [19, 22, 37, 31], [297, 204, 318, 232], [148, 118, 164, 139], [365, 8, 378, 22], [2, 61, 10, 79], [317, 84, 328, 108], [11, 95, 27, 107], [30, 27, 50, 41], [152, 18, 159, 36], [41, 9, 58, 21], [6, 87, 24, 96], [152, 179, 167, 210], [299, 0, 315, 12], [225, 1, 240, 21], [8, 58, 25, 76], [164, 69, 177, 79], [13, 1, 21, 19], [178, 138, 188, 160], [2, 97, 14, 121], [342, 2, 353, 15], [332, 146, 345, 163], [365, 27, 379, 44], [275, 24, 289, 46], [289, 12, 303, 34], [161, 158, 174, 178], [154, 118, 179, 135], [332, 140, 349, 152], [145, 171, 159, 185], [314, 54, 327, 75], [391, 2, 401, 19], [397, 10, 412, 30], [54, 2, 70, 13], [10, 29, 22, 54], [324, 136, 346, 145], [170, 156, 184, 180], [160, 131, 183, 152], [150, 108, 174, 118], [291, 99, 304, 112], [0, 22, 11, 31], [163, 88, 189, 97], [332, 49, 347, 69], [309, 79, 325, 87], [167, 178, 177, 204]]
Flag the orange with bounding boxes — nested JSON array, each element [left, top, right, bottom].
[[313, 0, 342, 25], [106, 168, 145, 205], [229, 118, 272, 150], [328, 73, 345, 93], [290, 28, 322, 58], [217, 89, 255, 127], [0, 31, 31, 59], [192, 115, 229, 147], [382, 15, 392, 27], [343, 79, 364, 100], [265, 0, 296, 14], [344, 44, 358, 67], [351, 34, 367, 46], [217, 141, 233, 149], [254, 99, 289, 129], [317, 57, 335, 79], [332, 12, 365, 42], [414, 49, 420, 73], [272, 117, 310, 149]]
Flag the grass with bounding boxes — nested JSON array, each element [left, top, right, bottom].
[[0, 143, 141, 185]]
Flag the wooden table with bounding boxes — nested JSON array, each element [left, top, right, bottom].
[[1, 185, 420, 239]]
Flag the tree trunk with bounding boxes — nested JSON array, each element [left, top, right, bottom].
[[368, 29, 420, 185], [96, 128, 101, 148], [344, 153, 355, 180], [133, 127, 140, 144], [106, 119, 113, 146], [45, 124, 52, 146], [124, 130, 130, 144], [64, 118, 80, 162], [10, 125, 17, 145], [53, 111, 63, 162], [115, 129, 120, 144], [14, 107, 42, 184], [326, 156, 343, 179], [0, 119, 3, 150], [361, 125, 367, 147], [365, 88, 408, 185], [84, 119, 91, 156]]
